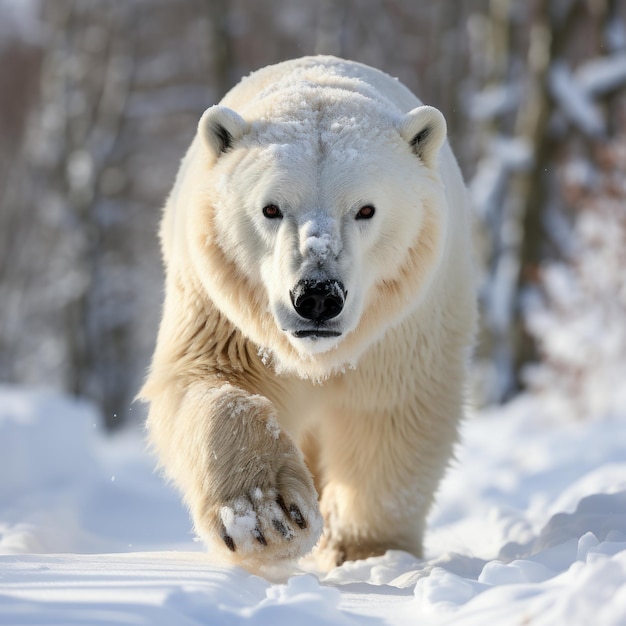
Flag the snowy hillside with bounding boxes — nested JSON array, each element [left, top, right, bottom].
[[0, 386, 625, 625]]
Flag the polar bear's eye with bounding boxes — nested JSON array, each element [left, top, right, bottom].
[[355, 205, 376, 220], [262, 204, 283, 219]]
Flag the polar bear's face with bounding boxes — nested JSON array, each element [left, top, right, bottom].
[[195, 101, 447, 370]]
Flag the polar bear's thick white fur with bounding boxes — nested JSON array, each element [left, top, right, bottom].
[[141, 56, 476, 571]]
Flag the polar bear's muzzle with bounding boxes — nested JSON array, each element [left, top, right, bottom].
[[290, 279, 346, 328]]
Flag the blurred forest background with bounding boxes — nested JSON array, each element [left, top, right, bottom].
[[0, 0, 624, 429]]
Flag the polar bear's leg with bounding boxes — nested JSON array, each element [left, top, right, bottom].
[[147, 381, 323, 566], [300, 431, 324, 496], [314, 405, 456, 569]]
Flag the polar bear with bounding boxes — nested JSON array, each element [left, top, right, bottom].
[[141, 56, 476, 571]]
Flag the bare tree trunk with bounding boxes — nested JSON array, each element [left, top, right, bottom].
[[511, 0, 586, 383], [509, 0, 554, 378], [205, 0, 236, 97]]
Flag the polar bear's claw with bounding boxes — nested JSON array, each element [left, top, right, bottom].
[[277, 495, 307, 530], [220, 526, 236, 552], [252, 525, 267, 546], [290, 505, 307, 529], [271, 518, 293, 539]]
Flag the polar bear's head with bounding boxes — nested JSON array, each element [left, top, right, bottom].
[[186, 94, 448, 377]]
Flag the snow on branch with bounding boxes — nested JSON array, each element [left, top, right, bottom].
[[574, 53, 626, 97], [549, 61, 605, 138], [468, 84, 521, 121], [470, 136, 532, 221]]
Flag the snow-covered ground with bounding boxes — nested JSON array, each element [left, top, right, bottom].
[[0, 385, 625, 625]]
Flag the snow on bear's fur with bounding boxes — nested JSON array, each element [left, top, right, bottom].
[[141, 56, 477, 572]]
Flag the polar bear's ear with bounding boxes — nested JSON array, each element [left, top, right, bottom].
[[400, 106, 447, 168], [199, 105, 249, 158]]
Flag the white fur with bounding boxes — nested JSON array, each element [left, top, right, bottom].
[[141, 56, 477, 572]]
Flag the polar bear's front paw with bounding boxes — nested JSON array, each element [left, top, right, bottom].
[[199, 454, 324, 566]]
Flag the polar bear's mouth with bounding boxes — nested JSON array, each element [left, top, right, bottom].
[[292, 329, 342, 339]]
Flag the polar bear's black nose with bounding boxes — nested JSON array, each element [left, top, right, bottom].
[[290, 279, 346, 322]]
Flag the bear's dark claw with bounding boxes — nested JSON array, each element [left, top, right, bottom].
[[289, 503, 307, 529], [253, 526, 267, 546], [220, 526, 236, 552], [272, 518, 292, 539]]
